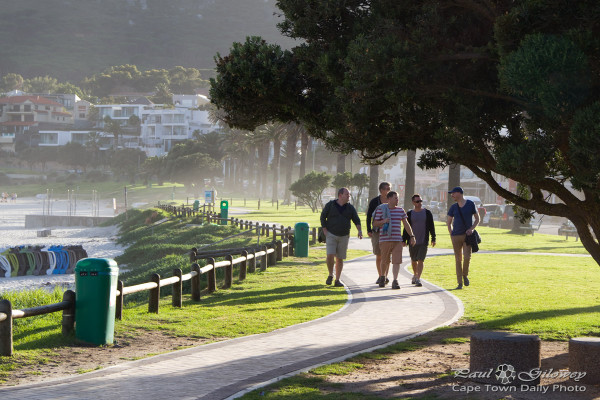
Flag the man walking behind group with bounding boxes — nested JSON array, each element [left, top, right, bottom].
[[366, 182, 391, 284], [320, 187, 363, 287], [446, 186, 480, 289], [402, 194, 436, 287], [373, 191, 416, 289]]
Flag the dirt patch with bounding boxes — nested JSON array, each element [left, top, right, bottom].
[[2, 330, 209, 386], [316, 321, 599, 399], [3, 321, 599, 400]]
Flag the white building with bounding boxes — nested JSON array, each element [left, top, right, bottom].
[[33, 95, 221, 156]]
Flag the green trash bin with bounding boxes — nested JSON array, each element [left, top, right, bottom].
[[294, 222, 310, 257], [75, 258, 119, 345], [193, 200, 200, 211], [220, 200, 229, 225]]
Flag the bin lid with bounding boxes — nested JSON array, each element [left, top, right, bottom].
[[220, 200, 228, 208], [294, 222, 309, 230], [75, 258, 118, 274]]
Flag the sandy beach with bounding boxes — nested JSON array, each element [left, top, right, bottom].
[[0, 197, 125, 294]]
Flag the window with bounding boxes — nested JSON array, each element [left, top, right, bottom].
[[79, 113, 86, 119], [24, 115, 34, 122], [40, 133, 58, 144], [24, 105, 31, 112], [11, 105, 20, 112]]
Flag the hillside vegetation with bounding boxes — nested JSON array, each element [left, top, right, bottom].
[[0, 0, 297, 82]]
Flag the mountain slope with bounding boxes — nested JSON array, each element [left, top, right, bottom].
[[0, 0, 297, 82]]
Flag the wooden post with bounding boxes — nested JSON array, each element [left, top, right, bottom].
[[207, 257, 217, 293], [283, 236, 289, 257], [268, 243, 277, 265], [0, 299, 13, 356], [224, 255, 233, 288], [240, 250, 248, 280], [149, 273, 161, 313], [248, 250, 256, 273], [276, 240, 283, 262], [62, 289, 76, 335], [277, 200, 279, 210], [261, 245, 268, 271], [311, 227, 317, 244], [258, 198, 260, 210], [190, 248, 197, 263], [272, 224, 277, 241], [266, 224, 270, 238], [191, 263, 201, 301], [261, 223, 266, 236], [173, 268, 182, 308], [116, 280, 124, 320], [289, 235, 295, 256], [244, 198, 246, 207]]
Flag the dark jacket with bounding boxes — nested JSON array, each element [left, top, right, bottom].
[[320, 200, 361, 237], [366, 195, 383, 234], [402, 208, 436, 245]]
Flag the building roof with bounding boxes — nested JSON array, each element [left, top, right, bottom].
[[0, 96, 64, 107]]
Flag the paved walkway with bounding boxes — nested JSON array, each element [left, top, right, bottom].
[[0, 239, 463, 400]]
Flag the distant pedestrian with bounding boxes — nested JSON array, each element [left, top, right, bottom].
[[320, 187, 363, 287], [366, 182, 391, 285], [402, 194, 436, 287], [373, 191, 415, 289], [446, 187, 480, 289]]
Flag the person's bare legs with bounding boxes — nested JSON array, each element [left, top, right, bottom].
[[335, 258, 344, 280], [376, 254, 382, 277], [392, 263, 401, 281], [415, 260, 424, 279], [326, 254, 335, 278]]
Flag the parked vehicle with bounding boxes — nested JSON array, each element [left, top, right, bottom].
[[463, 195, 485, 217], [488, 205, 515, 229], [481, 204, 503, 226]]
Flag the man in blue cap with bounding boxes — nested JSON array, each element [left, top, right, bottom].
[[446, 186, 480, 289]]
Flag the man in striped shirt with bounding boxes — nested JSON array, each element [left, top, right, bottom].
[[373, 191, 416, 289]]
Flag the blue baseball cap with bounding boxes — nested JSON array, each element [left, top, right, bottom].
[[448, 186, 463, 194]]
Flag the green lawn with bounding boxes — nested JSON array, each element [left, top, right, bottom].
[[423, 254, 600, 340]]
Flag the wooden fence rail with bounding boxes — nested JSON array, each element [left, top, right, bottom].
[[0, 206, 299, 357], [0, 290, 75, 356]]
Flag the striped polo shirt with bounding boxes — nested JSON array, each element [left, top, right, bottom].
[[374, 206, 407, 242]]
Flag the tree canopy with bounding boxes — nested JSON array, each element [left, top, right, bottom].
[[210, 0, 600, 265]]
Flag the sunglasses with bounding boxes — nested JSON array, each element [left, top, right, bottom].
[[414, 200, 422, 203]]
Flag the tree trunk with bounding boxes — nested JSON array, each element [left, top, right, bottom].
[[257, 143, 269, 197], [248, 145, 257, 197], [284, 130, 299, 203], [337, 153, 346, 174], [299, 130, 309, 178], [368, 164, 379, 200], [447, 163, 461, 211], [272, 138, 281, 202], [404, 150, 416, 209]]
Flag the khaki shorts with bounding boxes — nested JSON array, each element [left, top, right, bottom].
[[379, 241, 404, 265], [370, 231, 381, 255], [326, 231, 350, 259]]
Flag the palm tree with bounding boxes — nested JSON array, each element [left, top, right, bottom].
[[85, 131, 103, 168], [103, 116, 122, 149]]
